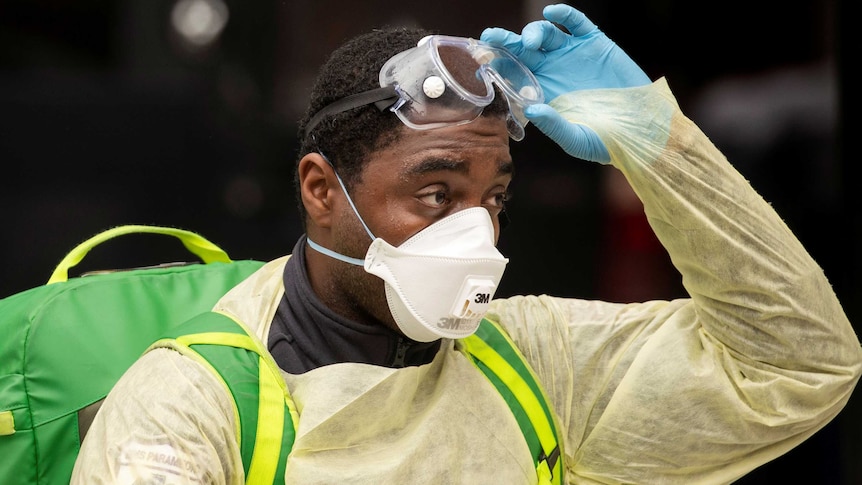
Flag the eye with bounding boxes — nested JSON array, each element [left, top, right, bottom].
[[417, 187, 450, 208], [484, 189, 511, 210]]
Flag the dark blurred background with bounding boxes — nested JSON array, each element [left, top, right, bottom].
[[1, 0, 859, 482]]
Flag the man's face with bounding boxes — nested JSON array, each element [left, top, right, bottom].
[[329, 114, 512, 330]]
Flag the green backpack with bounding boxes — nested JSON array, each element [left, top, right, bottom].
[[0, 225, 265, 485]]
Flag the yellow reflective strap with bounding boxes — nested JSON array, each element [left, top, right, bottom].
[[462, 333, 560, 484], [208, 310, 299, 426], [208, 312, 299, 481], [176, 331, 256, 352], [173, 325, 294, 484], [245, 354, 285, 484], [462, 334, 557, 450]]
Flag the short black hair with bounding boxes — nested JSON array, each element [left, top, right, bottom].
[[294, 26, 509, 226]]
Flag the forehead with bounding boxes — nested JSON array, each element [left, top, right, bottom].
[[363, 116, 513, 179]]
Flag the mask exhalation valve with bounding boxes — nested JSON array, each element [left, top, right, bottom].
[[451, 277, 497, 319]]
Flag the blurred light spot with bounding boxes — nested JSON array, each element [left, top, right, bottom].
[[171, 0, 229, 48]]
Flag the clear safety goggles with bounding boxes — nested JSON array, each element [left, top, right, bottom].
[[305, 35, 544, 141]]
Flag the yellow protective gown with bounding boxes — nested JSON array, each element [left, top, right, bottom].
[[72, 79, 862, 484]]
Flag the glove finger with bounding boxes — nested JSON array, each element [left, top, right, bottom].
[[521, 20, 571, 51], [482, 26, 547, 70], [525, 104, 611, 163], [543, 4, 598, 38], [480, 27, 522, 52]]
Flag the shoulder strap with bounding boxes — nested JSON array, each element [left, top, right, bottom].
[[458, 318, 563, 485], [149, 311, 298, 485]]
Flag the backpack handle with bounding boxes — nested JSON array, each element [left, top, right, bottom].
[[47, 225, 232, 284]]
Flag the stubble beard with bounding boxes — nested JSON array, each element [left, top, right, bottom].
[[332, 214, 401, 334]]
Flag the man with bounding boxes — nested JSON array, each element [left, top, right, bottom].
[[73, 4, 861, 484]]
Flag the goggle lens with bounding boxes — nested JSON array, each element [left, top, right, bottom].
[[382, 35, 543, 140], [437, 44, 487, 98]]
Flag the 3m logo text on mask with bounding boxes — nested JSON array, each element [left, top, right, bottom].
[[437, 317, 479, 331]]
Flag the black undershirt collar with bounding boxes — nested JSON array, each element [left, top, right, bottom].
[[268, 236, 441, 374]]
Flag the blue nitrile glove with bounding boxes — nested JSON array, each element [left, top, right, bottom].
[[481, 4, 650, 163]]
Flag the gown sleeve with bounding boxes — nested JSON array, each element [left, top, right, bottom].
[[489, 78, 862, 484]]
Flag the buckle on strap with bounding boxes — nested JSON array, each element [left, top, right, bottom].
[[538, 445, 561, 479]]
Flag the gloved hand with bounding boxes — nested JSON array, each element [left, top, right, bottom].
[[481, 4, 650, 163]]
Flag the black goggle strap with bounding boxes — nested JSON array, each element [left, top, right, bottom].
[[304, 86, 399, 138]]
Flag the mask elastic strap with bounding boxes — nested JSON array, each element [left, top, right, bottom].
[[319, 152, 376, 240], [306, 238, 365, 266], [305, 152, 377, 266]]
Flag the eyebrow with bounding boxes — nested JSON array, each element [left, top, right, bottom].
[[405, 157, 514, 177]]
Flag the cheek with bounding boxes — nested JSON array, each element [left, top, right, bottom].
[[363, 194, 427, 246], [331, 202, 371, 256]]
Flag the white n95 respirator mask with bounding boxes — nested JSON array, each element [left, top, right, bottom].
[[364, 207, 508, 341], [306, 161, 508, 342]]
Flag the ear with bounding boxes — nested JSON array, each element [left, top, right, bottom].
[[298, 152, 337, 229]]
